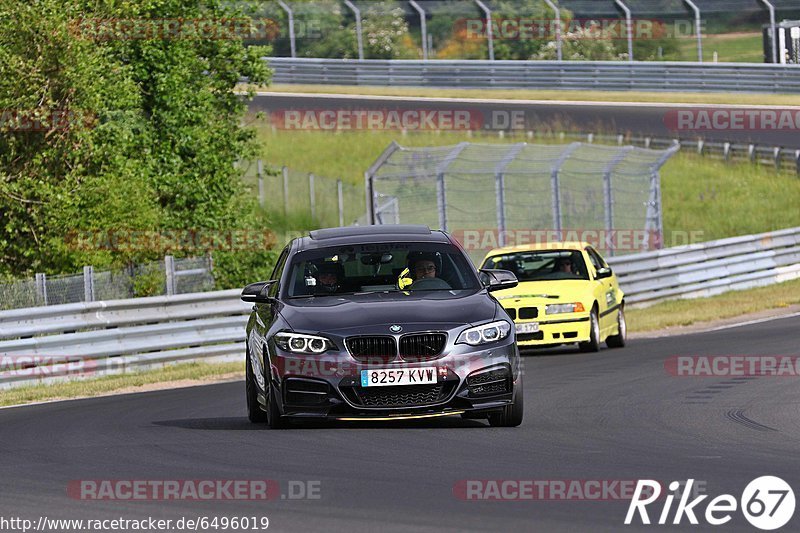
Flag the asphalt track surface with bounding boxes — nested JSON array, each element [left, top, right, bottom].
[[1, 315, 799, 532], [251, 92, 800, 150]]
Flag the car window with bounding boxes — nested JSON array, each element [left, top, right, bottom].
[[268, 246, 290, 298], [481, 250, 589, 281], [585, 247, 608, 271], [284, 242, 480, 297]]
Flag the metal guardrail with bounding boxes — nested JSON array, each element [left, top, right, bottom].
[[1, 226, 799, 390], [608, 227, 800, 305], [0, 290, 250, 389], [266, 58, 800, 93]]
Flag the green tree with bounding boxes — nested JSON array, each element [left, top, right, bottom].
[[0, 0, 271, 282]]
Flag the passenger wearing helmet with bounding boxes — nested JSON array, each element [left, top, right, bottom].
[[315, 262, 343, 294]]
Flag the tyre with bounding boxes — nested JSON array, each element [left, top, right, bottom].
[[488, 378, 524, 427], [605, 306, 627, 348], [579, 307, 601, 353], [246, 349, 267, 423]]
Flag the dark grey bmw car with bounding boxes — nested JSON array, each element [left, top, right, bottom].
[[242, 224, 523, 428]]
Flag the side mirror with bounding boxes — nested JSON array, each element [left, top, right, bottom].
[[241, 280, 276, 303], [479, 269, 518, 292], [595, 267, 613, 279]]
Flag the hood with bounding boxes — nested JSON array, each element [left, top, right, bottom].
[[280, 290, 497, 334], [491, 280, 591, 304]]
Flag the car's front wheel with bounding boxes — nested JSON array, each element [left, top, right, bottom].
[[488, 378, 524, 427], [579, 307, 601, 352], [246, 348, 267, 423], [605, 306, 626, 348]]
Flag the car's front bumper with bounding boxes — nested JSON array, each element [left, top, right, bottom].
[[268, 339, 520, 419], [515, 314, 591, 347]]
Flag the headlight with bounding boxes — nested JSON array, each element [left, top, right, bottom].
[[274, 332, 333, 354], [545, 302, 585, 315], [456, 320, 512, 346]]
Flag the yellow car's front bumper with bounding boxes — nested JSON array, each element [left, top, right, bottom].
[[514, 315, 592, 347]]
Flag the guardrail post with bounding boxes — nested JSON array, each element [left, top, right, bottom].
[[35, 273, 48, 305], [795, 150, 800, 176], [337, 179, 344, 227], [257, 159, 265, 208], [723, 142, 731, 161], [698, 139, 704, 155], [774, 147, 781, 171], [165, 255, 176, 296], [748, 144, 756, 162], [282, 166, 289, 215], [309, 173, 316, 220], [83, 265, 95, 302]]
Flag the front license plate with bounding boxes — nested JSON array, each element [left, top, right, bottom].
[[361, 367, 437, 387], [515, 322, 540, 334]]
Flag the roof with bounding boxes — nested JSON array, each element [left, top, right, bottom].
[[484, 242, 590, 256], [297, 225, 449, 251]]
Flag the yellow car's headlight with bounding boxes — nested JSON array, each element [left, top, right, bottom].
[[545, 302, 585, 315]]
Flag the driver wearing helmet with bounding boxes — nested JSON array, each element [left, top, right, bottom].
[[408, 251, 440, 281], [315, 261, 344, 294]]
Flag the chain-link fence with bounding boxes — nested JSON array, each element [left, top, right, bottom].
[[239, 160, 365, 228], [0, 256, 213, 310], [366, 141, 679, 263]]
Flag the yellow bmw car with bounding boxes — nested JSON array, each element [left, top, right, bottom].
[[480, 242, 626, 351]]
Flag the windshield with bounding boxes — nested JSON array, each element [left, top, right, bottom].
[[285, 242, 480, 298], [481, 250, 589, 282]]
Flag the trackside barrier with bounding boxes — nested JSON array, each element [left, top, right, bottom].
[[607, 227, 800, 305], [265, 58, 800, 94], [0, 290, 250, 390], [1, 227, 799, 389]]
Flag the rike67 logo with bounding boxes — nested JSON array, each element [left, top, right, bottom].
[[625, 477, 795, 530]]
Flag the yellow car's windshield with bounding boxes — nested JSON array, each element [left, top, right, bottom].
[[482, 250, 589, 282]]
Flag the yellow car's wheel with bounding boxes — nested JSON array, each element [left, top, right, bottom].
[[579, 308, 601, 353], [606, 306, 627, 348]]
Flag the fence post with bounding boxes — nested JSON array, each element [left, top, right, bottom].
[[282, 166, 289, 215], [309, 173, 316, 220], [165, 255, 176, 296], [83, 265, 95, 302], [35, 273, 48, 306], [257, 159, 265, 208], [437, 172, 447, 232], [337, 179, 344, 227]]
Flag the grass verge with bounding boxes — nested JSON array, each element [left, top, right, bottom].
[[258, 84, 800, 107], [0, 361, 243, 408], [627, 278, 800, 332], [675, 32, 764, 64]]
